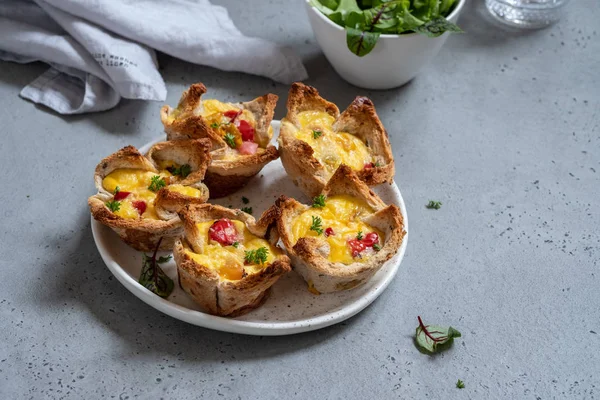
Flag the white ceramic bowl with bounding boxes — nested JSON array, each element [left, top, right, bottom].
[[305, 0, 466, 89]]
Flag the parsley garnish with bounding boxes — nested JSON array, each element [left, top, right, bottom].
[[114, 186, 120, 195], [456, 380, 465, 389], [312, 194, 326, 208], [241, 196, 249, 204], [312, 129, 323, 139], [210, 122, 220, 129], [224, 133, 237, 148], [244, 247, 268, 265], [356, 231, 363, 240], [374, 161, 382, 167], [167, 164, 191, 178], [373, 243, 381, 251], [232, 241, 239, 248], [426, 200, 442, 210], [148, 175, 166, 192], [105, 200, 121, 212], [310, 216, 323, 235], [241, 207, 253, 214]]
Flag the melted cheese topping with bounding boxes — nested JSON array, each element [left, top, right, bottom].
[[294, 111, 372, 177], [101, 162, 198, 220], [185, 220, 281, 280], [290, 195, 384, 264], [167, 184, 202, 197]]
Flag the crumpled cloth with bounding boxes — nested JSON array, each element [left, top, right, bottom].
[[0, 0, 308, 114]]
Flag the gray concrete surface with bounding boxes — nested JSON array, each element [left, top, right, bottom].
[[1, 0, 598, 398]]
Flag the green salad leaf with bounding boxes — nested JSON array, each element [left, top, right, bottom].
[[415, 316, 461, 353], [414, 16, 463, 37], [311, 0, 462, 56]]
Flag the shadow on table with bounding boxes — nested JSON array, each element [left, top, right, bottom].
[[35, 208, 369, 363]]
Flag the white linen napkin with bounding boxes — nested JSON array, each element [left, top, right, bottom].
[[0, 0, 308, 114]]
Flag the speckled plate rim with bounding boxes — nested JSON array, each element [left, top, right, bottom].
[[91, 121, 408, 336]]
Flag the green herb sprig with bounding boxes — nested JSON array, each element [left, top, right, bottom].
[[313, 129, 323, 139], [312, 194, 326, 208], [456, 380, 465, 389], [224, 133, 237, 148], [105, 200, 121, 212], [426, 200, 442, 209], [244, 247, 269, 265], [310, 216, 323, 235], [138, 238, 174, 298], [148, 175, 166, 192], [167, 164, 192, 178], [241, 207, 253, 215], [356, 231, 363, 240]]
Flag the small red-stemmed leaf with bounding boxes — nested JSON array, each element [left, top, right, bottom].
[[415, 316, 462, 354]]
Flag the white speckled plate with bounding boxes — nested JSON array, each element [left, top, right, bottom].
[[91, 121, 408, 336]]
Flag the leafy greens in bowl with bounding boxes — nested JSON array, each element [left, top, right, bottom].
[[310, 0, 463, 56]]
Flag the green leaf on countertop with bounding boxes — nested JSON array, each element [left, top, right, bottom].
[[415, 316, 461, 353], [139, 238, 174, 299], [426, 200, 442, 209], [456, 379, 465, 389]]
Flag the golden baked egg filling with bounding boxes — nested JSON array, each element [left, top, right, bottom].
[[294, 111, 374, 178], [102, 162, 202, 220], [290, 194, 384, 264], [184, 218, 281, 280], [200, 99, 271, 159]]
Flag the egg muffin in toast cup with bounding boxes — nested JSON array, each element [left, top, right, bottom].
[[173, 204, 291, 317], [160, 83, 279, 198], [278, 82, 395, 198], [276, 165, 405, 294], [88, 139, 212, 251]]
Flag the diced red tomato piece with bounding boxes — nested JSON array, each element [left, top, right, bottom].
[[132, 200, 147, 215], [364, 162, 375, 169], [239, 141, 258, 155], [223, 110, 242, 121], [209, 219, 238, 246], [237, 120, 255, 142], [348, 239, 366, 258], [325, 227, 335, 237], [362, 232, 379, 247], [113, 191, 131, 201]]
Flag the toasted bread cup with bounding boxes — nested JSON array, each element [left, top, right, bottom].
[[276, 165, 405, 294], [173, 204, 291, 317], [160, 83, 279, 198], [88, 139, 212, 251], [278, 82, 395, 197]]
